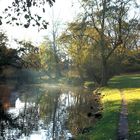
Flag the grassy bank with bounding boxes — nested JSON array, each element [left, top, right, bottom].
[[77, 74, 140, 140], [77, 88, 121, 140]]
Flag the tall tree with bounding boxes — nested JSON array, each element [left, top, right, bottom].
[[17, 40, 41, 69], [0, 31, 20, 68], [50, 19, 62, 78], [80, 0, 139, 85], [60, 0, 140, 86], [39, 38, 60, 77]]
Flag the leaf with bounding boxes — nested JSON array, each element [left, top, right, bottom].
[[16, 8, 20, 12], [0, 20, 2, 25], [25, 14, 29, 19], [24, 24, 30, 28], [43, 24, 47, 29], [6, 21, 10, 24], [12, 2, 16, 6], [43, 8, 45, 13], [5, 8, 8, 12], [36, 22, 40, 26], [37, 15, 41, 20], [15, 0, 19, 4], [23, 8, 27, 12], [33, 1, 36, 6], [12, 17, 17, 20], [27, 0, 32, 7]]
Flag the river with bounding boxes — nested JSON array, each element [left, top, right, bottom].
[[0, 81, 102, 140]]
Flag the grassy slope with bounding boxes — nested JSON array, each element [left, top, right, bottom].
[[77, 74, 140, 140], [109, 74, 140, 139]]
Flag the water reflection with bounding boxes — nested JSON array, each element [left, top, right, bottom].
[[66, 91, 102, 135], [0, 84, 102, 140], [0, 85, 18, 139]]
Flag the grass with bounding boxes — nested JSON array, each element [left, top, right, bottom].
[[109, 74, 140, 139], [76, 88, 121, 140], [108, 74, 140, 89], [76, 74, 140, 140], [125, 88, 140, 139]]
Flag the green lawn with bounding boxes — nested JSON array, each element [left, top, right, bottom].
[[76, 74, 140, 140], [125, 88, 140, 139]]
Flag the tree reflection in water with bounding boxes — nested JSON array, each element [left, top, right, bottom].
[[0, 101, 20, 139], [38, 88, 102, 139], [66, 91, 103, 135], [0, 86, 102, 140], [0, 98, 40, 140]]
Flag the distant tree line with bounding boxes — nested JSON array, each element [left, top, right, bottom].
[[0, 0, 140, 86]]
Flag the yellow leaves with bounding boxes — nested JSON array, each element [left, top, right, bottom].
[[84, 27, 100, 40], [122, 59, 129, 65]]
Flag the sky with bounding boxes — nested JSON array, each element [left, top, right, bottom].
[[0, 0, 139, 48], [0, 0, 79, 47]]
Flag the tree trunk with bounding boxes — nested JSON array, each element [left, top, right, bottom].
[[52, 94, 59, 139], [54, 55, 61, 78], [101, 59, 108, 86], [52, 31, 61, 78]]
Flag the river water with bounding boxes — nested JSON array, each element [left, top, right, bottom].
[[0, 82, 102, 140]]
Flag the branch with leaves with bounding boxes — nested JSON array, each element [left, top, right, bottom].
[[0, 0, 55, 30]]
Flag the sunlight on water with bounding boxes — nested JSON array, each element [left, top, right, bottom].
[[0, 84, 101, 140], [6, 92, 74, 140]]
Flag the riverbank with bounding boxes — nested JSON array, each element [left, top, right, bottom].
[[1, 71, 140, 139], [76, 74, 140, 140]]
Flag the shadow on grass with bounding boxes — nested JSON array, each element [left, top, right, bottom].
[[108, 74, 140, 89], [126, 99, 140, 139]]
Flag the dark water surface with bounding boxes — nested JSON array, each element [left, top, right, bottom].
[[0, 82, 102, 140]]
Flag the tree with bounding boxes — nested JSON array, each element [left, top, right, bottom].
[[60, 21, 109, 83], [17, 38, 61, 78], [0, 31, 20, 68], [60, 0, 140, 86], [59, 22, 94, 80], [0, 0, 55, 29], [81, 0, 139, 85], [16, 40, 41, 69], [39, 39, 60, 77], [49, 19, 62, 78]]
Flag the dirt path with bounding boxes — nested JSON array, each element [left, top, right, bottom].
[[118, 90, 128, 140]]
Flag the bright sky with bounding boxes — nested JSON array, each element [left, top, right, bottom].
[[0, 0, 79, 47], [0, 0, 139, 48]]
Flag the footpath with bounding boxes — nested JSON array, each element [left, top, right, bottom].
[[118, 90, 128, 140]]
